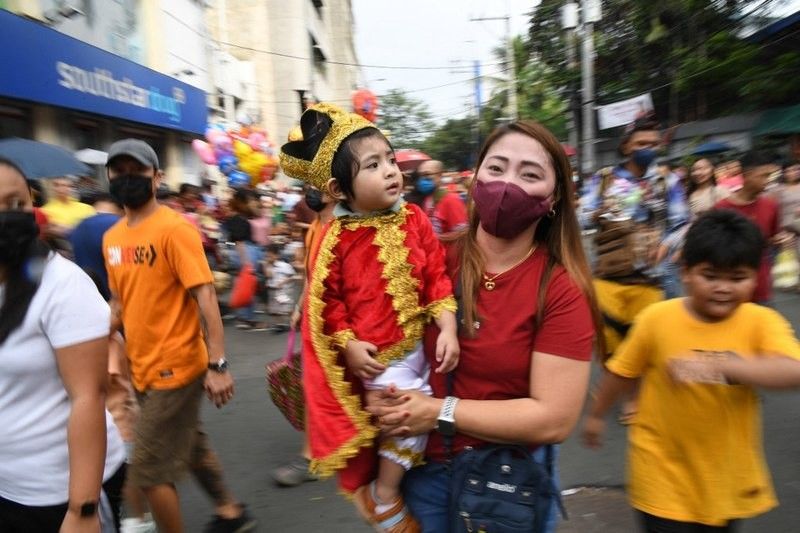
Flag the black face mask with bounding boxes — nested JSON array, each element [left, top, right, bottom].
[[109, 174, 154, 209], [305, 189, 326, 213], [0, 211, 39, 266]]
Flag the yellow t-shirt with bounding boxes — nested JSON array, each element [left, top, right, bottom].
[[103, 206, 213, 391], [607, 298, 800, 526], [41, 198, 95, 229]]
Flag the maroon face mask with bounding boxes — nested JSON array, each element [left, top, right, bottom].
[[472, 179, 553, 239]]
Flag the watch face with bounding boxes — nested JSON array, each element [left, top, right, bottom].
[[79, 501, 98, 517], [437, 419, 456, 437]]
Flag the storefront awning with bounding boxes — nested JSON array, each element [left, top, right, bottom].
[[755, 103, 800, 136], [0, 10, 207, 135]]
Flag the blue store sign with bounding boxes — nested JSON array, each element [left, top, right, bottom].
[[0, 10, 207, 135]]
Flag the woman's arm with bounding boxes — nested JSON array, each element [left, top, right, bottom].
[[55, 336, 108, 528], [370, 352, 591, 445]]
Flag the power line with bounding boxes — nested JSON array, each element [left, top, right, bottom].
[[162, 9, 504, 72]]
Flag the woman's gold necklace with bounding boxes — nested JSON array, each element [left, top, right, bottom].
[[482, 245, 537, 291]]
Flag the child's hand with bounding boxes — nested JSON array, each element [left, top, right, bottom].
[[434, 329, 460, 374], [582, 414, 607, 449], [343, 339, 385, 380]]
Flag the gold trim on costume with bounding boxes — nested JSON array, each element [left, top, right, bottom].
[[378, 440, 426, 469], [306, 205, 455, 477], [330, 329, 356, 349], [307, 219, 378, 477]]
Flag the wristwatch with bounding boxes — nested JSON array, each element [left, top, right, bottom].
[[436, 396, 459, 437], [208, 357, 229, 373], [69, 500, 98, 517]]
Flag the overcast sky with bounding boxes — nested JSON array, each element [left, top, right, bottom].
[[352, 0, 536, 126], [352, 0, 800, 126]]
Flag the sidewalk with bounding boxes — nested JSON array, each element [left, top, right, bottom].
[[557, 487, 635, 532]]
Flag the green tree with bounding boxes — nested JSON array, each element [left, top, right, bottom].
[[479, 35, 569, 139], [421, 117, 479, 171], [528, 0, 793, 124], [376, 89, 436, 149]]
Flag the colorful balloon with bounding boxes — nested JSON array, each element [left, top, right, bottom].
[[248, 132, 266, 150], [191, 139, 216, 165], [228, 170, 250, 188], [352, 88, 378, 122], [233, 139, 253, 160], [218, 154, 238, 176]]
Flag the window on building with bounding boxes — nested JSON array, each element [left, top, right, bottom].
[[310, 35, 327, 78], [0, 102, 32, 139]]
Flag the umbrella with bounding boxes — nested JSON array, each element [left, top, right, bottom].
[[691, 141, 732, 156], [74, 148, 108, 165], [561, 143, 577, 157], [395, 149, 431, 172], [0, 138, 90, 179]]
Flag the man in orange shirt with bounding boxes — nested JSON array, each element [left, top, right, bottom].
[[103, 139, 254, 533]]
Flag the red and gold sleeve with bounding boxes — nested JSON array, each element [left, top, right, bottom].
[[409, 204, 457, 317]]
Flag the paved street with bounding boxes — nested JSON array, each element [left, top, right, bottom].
[[179, 293, 800, 532]]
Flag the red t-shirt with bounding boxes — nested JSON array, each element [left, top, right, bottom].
[[424, 192, 467, 235], [715, 196, 780, 303], [424, 246, 595, 462]]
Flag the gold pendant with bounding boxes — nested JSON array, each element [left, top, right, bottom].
[[484, 280, 496, 291]]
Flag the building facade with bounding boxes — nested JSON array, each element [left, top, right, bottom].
[[206, 0, 360, 145], [0, 0, 213, 185]]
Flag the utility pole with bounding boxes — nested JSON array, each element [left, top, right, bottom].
[[580, 0, 601, 174], [470, 15, 518, 121], [561, 3, 580, 168]]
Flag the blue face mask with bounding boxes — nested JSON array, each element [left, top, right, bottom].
[[632, 148, 658, 169], [415, 177, 436, 196]]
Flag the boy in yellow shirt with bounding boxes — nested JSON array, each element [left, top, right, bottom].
[[583, 209, 800, 532]]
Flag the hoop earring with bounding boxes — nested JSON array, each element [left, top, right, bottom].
[[547, 209, 557, 218]]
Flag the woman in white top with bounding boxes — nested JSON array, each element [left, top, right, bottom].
[[687, 158, 729, 215], [0, 158, 126, 532]]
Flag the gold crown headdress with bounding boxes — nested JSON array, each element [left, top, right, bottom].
[[279, 103, 375, 191]]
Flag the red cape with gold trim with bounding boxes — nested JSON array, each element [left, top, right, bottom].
[[301, 202, 456, 493]]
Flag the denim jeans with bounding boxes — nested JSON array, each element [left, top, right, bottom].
[[403, 445, 561, 533]]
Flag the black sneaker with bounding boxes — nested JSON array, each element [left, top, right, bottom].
[[204, 506, 257, 533]]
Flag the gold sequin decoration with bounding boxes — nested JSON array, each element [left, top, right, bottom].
[[306, 205, 457, 477], [279, 103, 375, 191], [378, 439, 426, 469]]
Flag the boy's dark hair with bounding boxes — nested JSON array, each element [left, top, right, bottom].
[[618, 113, 660, 156], [740, 151, 777, 171], [683, 210, 764, 270], [266, 243, 282, 256]]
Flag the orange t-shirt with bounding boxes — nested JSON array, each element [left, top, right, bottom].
[[304, 217, 325, 280], [104, 206, 213, 391]]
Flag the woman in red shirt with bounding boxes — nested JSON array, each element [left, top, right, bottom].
[[368, 120, 602, 533]]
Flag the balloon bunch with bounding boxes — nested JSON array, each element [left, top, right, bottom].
[[192, 124, 279, 188]]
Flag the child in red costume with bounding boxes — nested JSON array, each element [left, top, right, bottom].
[[280, 104, 459, 533]]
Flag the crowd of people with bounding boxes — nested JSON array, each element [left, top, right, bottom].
[[1, 102, 800, 533]]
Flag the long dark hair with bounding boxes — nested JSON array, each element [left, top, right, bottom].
[[686, 157, 716, 198], [0, 159, 51, 345], [452, 121, 604, 354]]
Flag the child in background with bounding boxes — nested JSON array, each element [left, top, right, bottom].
[[583, 210, 800, 532], [264, 243, 296, 330], [280, 103, 458, 533]]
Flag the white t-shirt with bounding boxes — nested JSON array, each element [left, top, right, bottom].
[[0, 253, 126, 506], [268, 260, 296, 290]]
